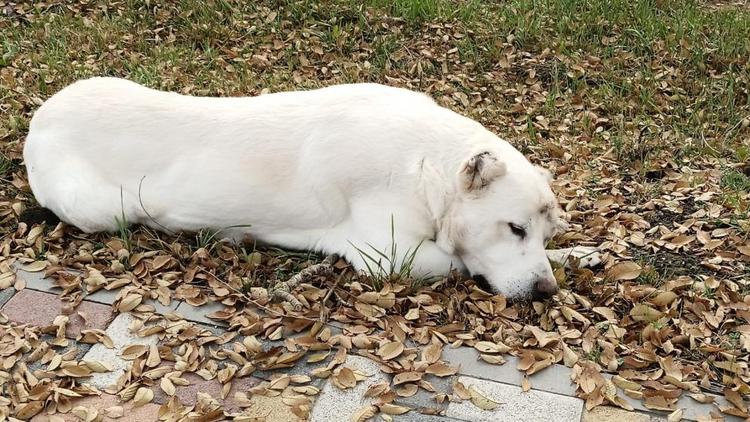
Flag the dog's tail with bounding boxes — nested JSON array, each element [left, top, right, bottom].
[[19, 206, 61, 227]]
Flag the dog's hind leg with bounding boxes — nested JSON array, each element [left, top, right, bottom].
[[546, 246, 602, 269]]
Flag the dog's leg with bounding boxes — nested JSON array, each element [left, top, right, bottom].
[[546, 246, 601, 269], [406, 240, 466, 278], [341, 232, 463, 280]]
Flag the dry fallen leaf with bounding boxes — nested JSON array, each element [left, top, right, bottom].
[[161, 376, 176, 396], [667, 408, 683, 422], [334, 367, 358, 389], [468, 384, 502, 410], [629, 304, 664, 322], [378, 403, 411, 415], [421, 342, 442, 364], [474, 341, 510, 354], [377, 341, 405, 361], [393, 371, 423, 385], [22, 261, 47, 272], [133, 387, 154, 407], [607, 262, 642, 281], [425, 362, 458, 377], [351, 404, 378, 422]]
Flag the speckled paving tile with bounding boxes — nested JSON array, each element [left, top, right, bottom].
[[1, 289, 113, 338]]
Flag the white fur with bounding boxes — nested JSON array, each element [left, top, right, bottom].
[[24, 77, 597, 298]]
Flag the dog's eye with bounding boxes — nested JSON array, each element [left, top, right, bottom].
[[508, 223, 527, 239]]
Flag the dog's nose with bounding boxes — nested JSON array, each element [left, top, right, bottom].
[[532, 277, 558, 300]]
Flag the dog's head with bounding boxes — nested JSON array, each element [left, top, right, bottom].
[[437, 148, 568, 300]]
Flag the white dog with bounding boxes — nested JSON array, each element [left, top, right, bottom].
[[23, 77, 599, 299]]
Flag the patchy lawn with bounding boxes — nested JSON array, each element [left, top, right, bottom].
[[1, 0, 749, 420]]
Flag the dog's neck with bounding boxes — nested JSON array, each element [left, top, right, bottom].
[[415, 155, 461, 251]]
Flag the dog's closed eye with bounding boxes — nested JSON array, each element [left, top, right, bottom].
[[508, 223, 527, 239]]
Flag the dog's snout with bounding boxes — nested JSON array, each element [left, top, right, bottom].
[[532, 277, 558, 300]]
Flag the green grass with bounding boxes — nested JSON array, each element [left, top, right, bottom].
[[350, 216, 428, 289], [194, 228, 223, 251], [0, 153, 13, 179], [721, 168, 750, 192], [366, 0, 482, 23], [1, 0, 748, 237]]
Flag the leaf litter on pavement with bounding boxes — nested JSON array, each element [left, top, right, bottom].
[[1, 0, 749, 421]]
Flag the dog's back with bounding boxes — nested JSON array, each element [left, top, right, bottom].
[[23, 78, 482, 235]]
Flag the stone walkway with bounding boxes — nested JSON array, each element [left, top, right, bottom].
[[2, 266, 742, 422]]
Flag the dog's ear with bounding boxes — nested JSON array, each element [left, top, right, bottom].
[[535, 165, 553, 184], [458, 151, 506, 192]]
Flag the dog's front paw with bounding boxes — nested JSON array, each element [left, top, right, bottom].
[[547, 246, 602, 269], [569, 246, 601, 268]]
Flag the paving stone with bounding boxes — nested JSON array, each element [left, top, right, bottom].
[[220, 377, 265, 413], [393, 414, 463, 421], [28, 335, 93, 375], [85, 287, 181, 314], [444, 376, 583, 422], [309, 355, 389, 422], [0, 286, 16, 307], [175, 301, 229, 326], [582, 406, 661, 422], [31, 392, 160, 421], [394, 373, 453, 414], [253, 345, 336, 388], [442, 346, 578, 397], [673, 393, 745, 422], [14, 267, 61, 293], [602, 373, 743, 422], [152, 371, 261, 411], [254, 363, 329, 389], [81, 313, 159, 389], [14, 262, 180, 315], [618, 393, 743, 422], [231, 393, 305, 421], [1, 289, 113, 338]]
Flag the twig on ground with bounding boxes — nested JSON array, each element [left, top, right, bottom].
[[204, 270, 341, 329], [269, 254, 337, 310], [319, 272, 345, 322]]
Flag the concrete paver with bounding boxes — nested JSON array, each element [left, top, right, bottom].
[[9, 263, 735, 422], [444, 376, 583, 422], [152, 371, 261, 412], [309, 355, 389, 422], [175, 301, 229, 326], [86, 287, 180, 314], [0, 286, 16, 307], [13, 266, 61, 293], [443, 346, 577, 396], [231, 393, 306, 421], [582, 406, 662, 421], [1, 289, 113, 338], [394, 373, 452, 414], [80, 313, 159, 389], [30, 392, 160, 421], [394, 414, 463, 421], [604, 373, 742, 422], [14, 263, 180, 315]]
